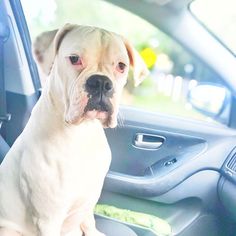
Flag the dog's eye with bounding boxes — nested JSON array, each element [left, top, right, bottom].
[[116, 62, 126, 73], [69, 55, 82, 66]]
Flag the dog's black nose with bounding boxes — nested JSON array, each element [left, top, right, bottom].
[[85, 74, 113, 96]]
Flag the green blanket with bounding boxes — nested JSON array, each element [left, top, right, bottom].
[[95, 204, 172, 236]]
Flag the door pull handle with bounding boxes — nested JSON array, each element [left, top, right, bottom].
[[134, 133, 164, 150]]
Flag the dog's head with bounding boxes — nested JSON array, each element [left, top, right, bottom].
[[34, 24, 148, 128]]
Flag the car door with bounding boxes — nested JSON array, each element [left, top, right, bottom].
[[99, 105, 236, 236], [94, 1, 236, 236], [11, 0, 236, 235]]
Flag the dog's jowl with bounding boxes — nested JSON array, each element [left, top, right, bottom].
[[0, 24, 148, 236]]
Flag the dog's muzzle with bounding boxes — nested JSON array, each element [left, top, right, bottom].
[[84, 74, 114, 122]]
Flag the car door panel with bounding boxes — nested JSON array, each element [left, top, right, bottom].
[[99, 106, 236, 235], [106, 125, 206, 177], [103, 106, 236, 197], [99, 184, 220, 236]]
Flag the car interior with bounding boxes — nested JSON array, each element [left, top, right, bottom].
[[1, 0, 236, 235]]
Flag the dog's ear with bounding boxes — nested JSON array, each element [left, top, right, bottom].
[[33, 29, 58, 75], [122, 38, 149, 86], [33, 23, 76, 76]]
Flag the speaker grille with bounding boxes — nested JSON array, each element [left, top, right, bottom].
[[226, 153, 236, 172]]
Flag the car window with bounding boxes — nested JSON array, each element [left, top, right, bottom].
[[21, 0, 222, 123], [191, 0, 236, 55]]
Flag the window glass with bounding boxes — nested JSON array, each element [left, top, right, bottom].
[[191, 0, 236, 55], [21, 0, 220, 123]]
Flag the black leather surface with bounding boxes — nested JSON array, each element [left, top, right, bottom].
[[0, 135, 9, 164]]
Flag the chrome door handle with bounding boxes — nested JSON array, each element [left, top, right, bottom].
[[134, 133, 164, 150]]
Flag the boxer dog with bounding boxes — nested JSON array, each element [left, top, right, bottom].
[[0, 24, 148, 236]]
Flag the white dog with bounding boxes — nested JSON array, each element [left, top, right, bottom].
[[0, 24, 148, 236]]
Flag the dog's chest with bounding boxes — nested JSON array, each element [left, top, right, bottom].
[[37, 120, 111, 199]]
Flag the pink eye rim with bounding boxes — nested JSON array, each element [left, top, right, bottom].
[[68, 55, 83, 66], [116, 62, 127, 73]]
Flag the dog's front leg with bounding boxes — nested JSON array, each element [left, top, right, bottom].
[[36, 217, 63, 236], [81, 213, 105, 236]]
